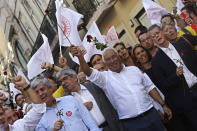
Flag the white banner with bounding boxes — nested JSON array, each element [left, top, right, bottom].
[[27, 34, 54, 80], [176, 0, 184, 15], [55, 0, 83, 47], [17, 70, 30, 84], [72, 21, 106, 64], [142, 0, 168, 25], [105, 26, 120, 46]]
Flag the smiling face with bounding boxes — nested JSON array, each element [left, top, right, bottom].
[[115, 44, 130, 60], [15, 94, 25, 107], [139, 33, 154, 50], [162, 24, 177, 42], [149, 27, 168, 48], [34, 83, 53, 106], [58, 74, 79, 92], [103, 49, 122, 73], [134, 47, 150, 65]]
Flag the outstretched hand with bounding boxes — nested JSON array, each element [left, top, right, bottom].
[[41, 62, 52, 69]]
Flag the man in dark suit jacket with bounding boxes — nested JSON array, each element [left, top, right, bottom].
[[56, 68, 123, 131], [148, 24, 197, 131]]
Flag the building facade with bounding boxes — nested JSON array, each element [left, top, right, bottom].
[[0, 0, 177, 78], [91, 0, 176, 47]]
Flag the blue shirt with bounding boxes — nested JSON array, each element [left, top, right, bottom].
[[35, 96, 100, 131]]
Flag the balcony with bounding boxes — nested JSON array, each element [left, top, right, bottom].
[[73, 0, 106, 25]]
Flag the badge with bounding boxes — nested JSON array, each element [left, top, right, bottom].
[[66, 111, 72, 117]]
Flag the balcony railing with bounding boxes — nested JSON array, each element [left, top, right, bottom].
[[73, 0, 105, 25]]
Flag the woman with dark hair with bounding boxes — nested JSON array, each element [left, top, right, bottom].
[[89, 54, 103, 67], [114, 42, 135, 66], [133, 45, 166, 121], [133, 45, 156, 83]]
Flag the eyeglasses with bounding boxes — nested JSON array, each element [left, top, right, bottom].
[[162, 19, 173, 25], [57, 75, 72, 86], [151, 31, 160, 38]]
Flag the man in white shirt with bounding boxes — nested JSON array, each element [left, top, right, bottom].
[[149, 24, 197, 131], [70, 45, 172, 131], [0, 76, 46, 131], [56, 69, 123, 131]]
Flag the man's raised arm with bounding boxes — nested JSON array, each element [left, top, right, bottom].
[[70, 45, 93, 76], [12, 76, 42, 104]]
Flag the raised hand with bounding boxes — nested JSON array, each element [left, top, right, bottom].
[[59, 56, 68, 68], [41, 62, 52, 69], [11, 76, 28, 91], [70, 45, 82, 57], [0, 92, 7, 101]]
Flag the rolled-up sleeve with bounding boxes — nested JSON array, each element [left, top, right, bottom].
[[142, 73, 156, 93], [23, 103, 46, 127], [86, 69, 106, 90]]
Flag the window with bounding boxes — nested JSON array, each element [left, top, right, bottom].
[[135, 8, 152, 28], [15, 40, 28, 70]]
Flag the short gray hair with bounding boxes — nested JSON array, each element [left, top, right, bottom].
[[56, 69, 77, 80], [102, 47, 118, 62], [31, 76, 52, 89], [148, 24, 161, 32]]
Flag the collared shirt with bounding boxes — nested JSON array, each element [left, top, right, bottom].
[[160, 43, 197, 87], [87, 66, 155, 119], [9, 103, 46, 131], [143, 73, 165, 114], [71, 85, 105, 126], [36, 96, 100, 131]]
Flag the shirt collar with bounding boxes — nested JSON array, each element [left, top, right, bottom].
[[160, 42, 173, 52], [71, 84, 87, 96]]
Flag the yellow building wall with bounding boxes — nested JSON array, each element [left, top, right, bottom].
[[98, 0, 176, 47], [0, 26, 7, 57]]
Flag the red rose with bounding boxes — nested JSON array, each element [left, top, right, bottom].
[[181, 50, 187, 56], [66, 111, 72, 117], [45, 9, 50, 14], [52, 99, 56, 104], [3, 71, 7, 75], [164, 113, 169, 120], [87, 35, 92, 42]]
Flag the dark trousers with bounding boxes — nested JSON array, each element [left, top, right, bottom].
[[121, 108, 165, 131], [169, 86, 197, 131]]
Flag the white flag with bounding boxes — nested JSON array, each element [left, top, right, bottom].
[[17, 70, 30, 84], [9, 83, 21, 103], [72, 21, 106, 64], [55, 0, 83, 47], [105, 26, 120, 46], [176, 0, 184, 15], [142, 0, 168, 25], [27, 34, 54, 80]]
